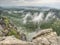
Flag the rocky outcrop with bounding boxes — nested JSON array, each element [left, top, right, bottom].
[[0, 36, 34, 45], [57, 36, 60, 45], [32, 29, 58, 45], [0, 16, 27, 41], [0, 29, 58, 45]]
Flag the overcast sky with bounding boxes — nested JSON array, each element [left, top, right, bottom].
[[0, 0, 60, 9]]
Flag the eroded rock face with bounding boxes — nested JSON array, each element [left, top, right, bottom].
[[32, 29, 58, 45], [0, 36, 34, 45], [0, 29, 58, 45]]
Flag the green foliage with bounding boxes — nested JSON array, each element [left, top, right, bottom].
[[8, 28, 20, 39], [0, 16, 20, 39], [40, 19, 60, 36], [40, 22, 53, 29], [3, 17, 10, 27], [52, 20, 60, 36], [23, 22, 38, 32]]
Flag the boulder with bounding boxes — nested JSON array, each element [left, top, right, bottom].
[[32, 29, 58, 45]]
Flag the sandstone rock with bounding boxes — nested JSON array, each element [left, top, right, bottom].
[[32, 29, 58, 45], [0, 28, 58, 45], [32, 28, 53, 39], [0, 36, 34, 45], [57, 36, 60, 45]]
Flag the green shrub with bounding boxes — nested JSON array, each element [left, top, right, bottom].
[[8, 28, 20, 39], [40, 21, 53, 29], [52, 20, 60, 36]]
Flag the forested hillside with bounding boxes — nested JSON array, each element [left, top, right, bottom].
[[0, 7, 60, 36]]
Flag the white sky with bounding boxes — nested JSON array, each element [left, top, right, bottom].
[[0, 0, 60, 8]]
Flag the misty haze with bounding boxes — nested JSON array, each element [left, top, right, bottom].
[[0, 0, 60, 45]]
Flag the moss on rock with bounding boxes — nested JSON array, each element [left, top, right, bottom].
[[0, 16, 23, 39]]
